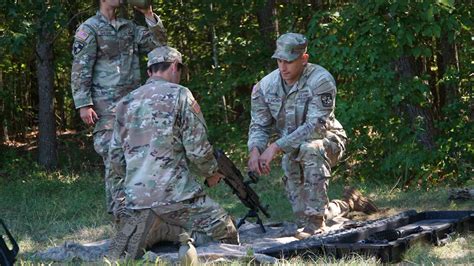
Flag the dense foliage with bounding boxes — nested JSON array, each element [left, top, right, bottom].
[[306, 1, 472, 185], [0, 1, 472, 186]]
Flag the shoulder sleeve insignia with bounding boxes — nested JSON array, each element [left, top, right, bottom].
[[191, 100, 201, 114], [320, 93, 333, 107], [75, 29, 90, 41], [251, 84, 258, 95], [73, 41, 86, 56]]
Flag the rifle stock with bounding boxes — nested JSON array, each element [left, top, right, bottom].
[[213, 149, 270, 219], [0, 219, 19, 266]]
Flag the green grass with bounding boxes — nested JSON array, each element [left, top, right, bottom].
[[1, 133, 473, 264]]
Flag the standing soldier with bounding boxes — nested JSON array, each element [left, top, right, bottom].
[[107, 46, 239, 259], [70, 0, 167, 213], [247, 33, 378, 239]]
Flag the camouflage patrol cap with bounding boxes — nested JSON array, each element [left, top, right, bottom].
[[147, 46, 183, 67], [271, 33, 308, 62]]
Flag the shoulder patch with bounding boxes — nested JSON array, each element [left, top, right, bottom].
[[75, 29, 90, 41], [191, 100, 201, 114], [251, 84, 258, 95], [73, 41, 86, 56], [321, 93, 333, 107]]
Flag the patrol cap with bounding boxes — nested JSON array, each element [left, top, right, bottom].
[[271, 33, 308, 62], [147, 46, 183, 68]]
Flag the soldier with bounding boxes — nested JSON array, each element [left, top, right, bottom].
[[247, 33, 378, 239], [70, 0, 167, 213], [107, 46, 239, 259]]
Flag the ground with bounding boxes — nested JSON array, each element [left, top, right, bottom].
[[0, 131, 472, 264]]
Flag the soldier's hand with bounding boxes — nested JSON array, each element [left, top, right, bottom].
[[248, 148, 262, 176], [206, 171, 224, 187], [79, 106, 98, 126], [259, 143, 281, 175], [134, 4, 154, 21]]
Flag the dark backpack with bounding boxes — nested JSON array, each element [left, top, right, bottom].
[[0, 219, 18, 266]]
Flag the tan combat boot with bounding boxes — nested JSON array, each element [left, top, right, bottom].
[[108, 209, 156, 260], [294, 215, 326, 240], [219, 216, 240, 245], [343, 186, 379, 214]]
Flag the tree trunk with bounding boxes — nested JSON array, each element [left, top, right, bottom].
[[56, 72, 65, 132], [66, 1, 84, 130], [257, 0, 278, 66], [437, 33, 460, 108], [36, 24, 58, 169], [395, 56, 436, 150], [0, 70, 8, 143]]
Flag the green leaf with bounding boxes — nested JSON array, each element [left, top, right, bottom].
[[437, 0, 454, 9]]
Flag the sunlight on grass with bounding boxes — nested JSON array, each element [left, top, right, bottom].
[[403, 235, 474, 264], [429, 235, 473, 261], [279, 252, 380, 265], [66, 225, 114, 243], [18, 236, 36, 254], [49, 171, 81, 184], [2, 139, 473, 265]]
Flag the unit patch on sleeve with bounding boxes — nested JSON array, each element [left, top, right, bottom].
[[321, 93, 333, 107], [73, 41, 85, 56]]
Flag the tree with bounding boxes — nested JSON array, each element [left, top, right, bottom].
[[36, 4, 58, 169]]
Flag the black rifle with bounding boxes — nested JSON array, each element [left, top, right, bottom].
[[0, 219, 19, 266], [362, 226, 424, 244], [213, 149, 270, 233]]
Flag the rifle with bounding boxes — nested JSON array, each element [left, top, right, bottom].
[[362, 226, 424, 244], [213, 149, 270, 233], [0, 219, 19, 266]]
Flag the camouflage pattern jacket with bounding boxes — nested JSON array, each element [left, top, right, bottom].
[[108, 77, 218, 209], [71, 11, 166, 132], [248, 63, 347, 154]]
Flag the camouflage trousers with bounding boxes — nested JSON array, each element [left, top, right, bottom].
[[281, 134, 346, 227], [108, 195, 239, 259], [93, 129, 114, 213]]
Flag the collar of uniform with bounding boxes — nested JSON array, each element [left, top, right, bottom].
[[95, 10, 129, 30], [291, 63, 317, 94], [145, 76, 169, 85], [277, 63, 317, 96]]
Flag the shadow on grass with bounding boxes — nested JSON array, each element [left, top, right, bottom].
[[0, 131, 113, 257]]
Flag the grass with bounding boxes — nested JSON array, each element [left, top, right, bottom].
[[1, 132, 473, 264]]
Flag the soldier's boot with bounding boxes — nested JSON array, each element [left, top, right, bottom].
[[108, 214, 136, 260], [343, 186, 379, 214], [294, 214, 326, 240], [108, 210, 156, 260], [219, 216, 239, 245], [193, 215, 240, 246], [124, 210, 156, 259]]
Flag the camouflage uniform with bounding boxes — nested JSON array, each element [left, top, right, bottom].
[[248, 33, 348, 228], [70, 11, 166, 212], [107, 47, 238, 259]]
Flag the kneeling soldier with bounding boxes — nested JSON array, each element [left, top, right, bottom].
[[107, 46, 239, 259]]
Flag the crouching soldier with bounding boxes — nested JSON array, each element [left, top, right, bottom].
[[247, 33, 378, 239], [107, 46, 239, 259]]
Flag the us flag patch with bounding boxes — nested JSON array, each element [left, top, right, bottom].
[[191, 100, 201, 114], [251, 84, 258, 95], [75, 29, 89, 41]]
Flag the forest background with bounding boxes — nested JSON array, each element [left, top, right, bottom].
[[0, 0, 472, 263], [1, 0, 471, 184]]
